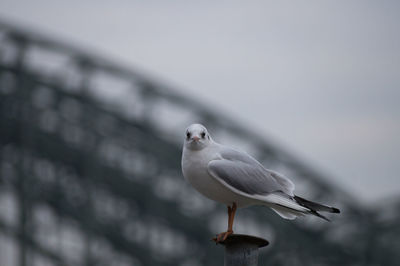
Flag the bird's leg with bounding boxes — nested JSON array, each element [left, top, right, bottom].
[[213, 203, 237, 243], [228, 202, 237, 233]]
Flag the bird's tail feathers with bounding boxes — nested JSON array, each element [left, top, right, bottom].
[[260, 193, 340, 221], [259, 193, 309, 220], [270, 206, 304, 220]]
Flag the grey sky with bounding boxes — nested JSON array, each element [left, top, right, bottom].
[[1, 1, 399, 204]]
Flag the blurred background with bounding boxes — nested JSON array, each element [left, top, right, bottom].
[[0, 1, 399, 265]]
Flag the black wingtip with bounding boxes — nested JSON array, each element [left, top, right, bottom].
[[331, 207, 340, 214], [314, 211, 331, 222]]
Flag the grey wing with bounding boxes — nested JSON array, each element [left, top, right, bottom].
[[208, 147, 295, 196]]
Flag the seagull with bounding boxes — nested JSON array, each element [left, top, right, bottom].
[[181, 123, 340, 243]]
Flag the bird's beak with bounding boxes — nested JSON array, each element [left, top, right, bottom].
[[192, 136, 200, 141]]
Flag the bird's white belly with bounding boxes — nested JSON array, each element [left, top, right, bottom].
[[183, 162, 253, 208]]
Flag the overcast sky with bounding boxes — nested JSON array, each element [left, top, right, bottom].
[[1, 1, 399, 204]]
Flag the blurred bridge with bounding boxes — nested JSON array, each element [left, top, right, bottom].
[[0, 21, 397, 266]]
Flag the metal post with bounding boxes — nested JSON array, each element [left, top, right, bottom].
[[221, 234, 269, 266]]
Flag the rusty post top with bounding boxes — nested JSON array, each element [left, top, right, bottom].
[[221, 234, 269, 248]]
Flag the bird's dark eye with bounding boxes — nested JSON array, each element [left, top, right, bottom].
[[201, 132, 206, 138], [186, 132, 191, 139]]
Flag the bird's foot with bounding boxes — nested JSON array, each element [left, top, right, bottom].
[[212, 230, 233, 244]]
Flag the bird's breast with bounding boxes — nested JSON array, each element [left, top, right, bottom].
[[182, 150, 209, 181]]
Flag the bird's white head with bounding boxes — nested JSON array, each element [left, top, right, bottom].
[[184, 123, 212, 150]]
